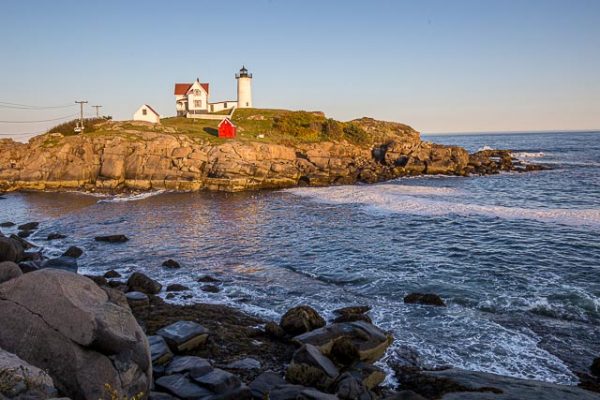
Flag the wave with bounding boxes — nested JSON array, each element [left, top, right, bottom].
[[286, 185, 600, 228], [478, 145, 495, 151], [97, 190, 166, 203], [511, 151, 546, 159]]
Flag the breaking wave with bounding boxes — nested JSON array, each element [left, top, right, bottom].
[[96, 191, 166, 203], [286, 184, 600, 228]]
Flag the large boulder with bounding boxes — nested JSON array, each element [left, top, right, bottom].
[[0, 348, 57, 399], [0, 236, 24, 263], [286, 344, 339, 390], [0, 261, 22, 283], [294, 321, 393, 364], [0, 269, 151, 400], [280, 305, 326, 335]]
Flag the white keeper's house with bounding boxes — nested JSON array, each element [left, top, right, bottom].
[[174, 66, 253, 118]]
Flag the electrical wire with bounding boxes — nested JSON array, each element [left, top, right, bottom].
[[0, 101, 77, 110], [0, 114, 79, 123]]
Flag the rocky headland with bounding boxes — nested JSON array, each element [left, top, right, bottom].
[[1, 221, 599, 400], [0, 110, 544, 193]]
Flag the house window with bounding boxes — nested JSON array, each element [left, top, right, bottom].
[[142, 109, 147, 115], [224, 102, 227, 108], [246, 102, 249, 106], [194, 100, 202, 108], [211, 105, 214, 112], [194, 89, 200, 95]]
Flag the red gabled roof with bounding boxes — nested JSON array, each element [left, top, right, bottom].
[[174, 82, 209, 95], [218, 117, 235, 127], [143, 104, 159, 116]]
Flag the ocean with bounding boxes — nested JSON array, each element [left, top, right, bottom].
[[1, 131, 599, 385]]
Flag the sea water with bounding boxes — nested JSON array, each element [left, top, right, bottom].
[[1, 131, 599, 384]]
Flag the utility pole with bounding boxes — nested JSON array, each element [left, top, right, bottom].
[[75, 100, 88, 131], [92, 105, 102, 118]]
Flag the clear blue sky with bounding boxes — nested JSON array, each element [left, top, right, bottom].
[[1, 0, 599, 139]]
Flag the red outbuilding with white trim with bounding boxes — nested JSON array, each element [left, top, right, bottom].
[[218, 118, 236, 138]]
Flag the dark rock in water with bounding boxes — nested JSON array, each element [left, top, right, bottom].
[[226, 357, 262, 370], [330, 336, 360, 366], [333, 313, 373, 324], [157, 320, 210, 352], [41, 256, 78, 273], [0, 236, 24, 262], [126, 291, 150, 310], [383, 391, 427, 400], [17, 222, 39, 231], [149, 391, 178, 400], [0, 261, 22, 284], [85, 274, 108, 287], [167, 283, 190, 292], [127, 271, 162, 294], [392, 345, 423, 370], [104, 269, 122, 278], [197, 275, 222, 283], [0, 269, 152, 399], [17, 229, 33, 238], [46, 232, 67, 240], [62, 245, 83, 258], [0, 221, 15, 227], [280, 305, 326, 335], [165, 356, 213, 376], [397, 367, 599, 400], [591, 357, 600, 377], [201, 284, 221, 293], [249, 372, 287, 399], [95, 234, 129, 243], [20, 250, 43, 262], [155, 373, 213, 399], [334, 305, 371, 316], [166, 293, 176, 299], [9, 234, 36, 250], [265, 321, 287, 339], [162, 259, 181, 268], [294, 321, 393, 364], [149, 335, 174, 365], [286, 344, 339, 389], [403, 292, 446, 307], [191, 368, 241, 394]]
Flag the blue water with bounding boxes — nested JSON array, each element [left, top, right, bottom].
[[1, 132, 599, 385]]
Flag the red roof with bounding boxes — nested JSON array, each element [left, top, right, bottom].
[[174, 82, 209, 95], [218, 118, 235, 127]]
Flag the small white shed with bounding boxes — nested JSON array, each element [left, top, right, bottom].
[[133, 104, 160, 124]]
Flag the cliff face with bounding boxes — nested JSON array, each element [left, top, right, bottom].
[[0, 118, 511, 193]]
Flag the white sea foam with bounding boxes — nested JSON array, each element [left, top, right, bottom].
[[97, 190, 165, 203], [478, 145, 495, 151], [511, 151, 546, 159], [286, 185, 600, 228]]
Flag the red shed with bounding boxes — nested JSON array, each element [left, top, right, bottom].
[[218, 118, 236, 138]]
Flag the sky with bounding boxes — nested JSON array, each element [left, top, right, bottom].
[[1, 0, 599, 140]]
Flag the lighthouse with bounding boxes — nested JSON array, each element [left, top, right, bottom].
[[236, 66, 253, 108]]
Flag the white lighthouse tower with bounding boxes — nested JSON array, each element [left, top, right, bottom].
[[236, 66, 253, 108]]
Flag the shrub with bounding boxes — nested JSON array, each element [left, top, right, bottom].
[[342, 123, 370, 145]]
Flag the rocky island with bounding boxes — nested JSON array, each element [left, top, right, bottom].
[[0, 109, 542, 193]]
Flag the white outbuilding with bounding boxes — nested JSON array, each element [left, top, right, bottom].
[[133, 104, 160, 124]]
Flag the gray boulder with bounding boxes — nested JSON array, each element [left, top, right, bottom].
[[191, 368, 241, 394], [149, 335, 174, 365], [249, 372, 286, 399], [294, 321, 393, 364], [62, 246, 83, 258], [0, 269, 151, 400], [41, 256, 78, 273], [155, 373, 213, 399], [0, 348, 57, 399], [0, 261, 22, 284], [157, 320, 209, 352], [286, 344, 339, 390], [165, 356, 212, 376]]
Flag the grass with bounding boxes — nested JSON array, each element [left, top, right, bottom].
[[41, 108, 401, 147]]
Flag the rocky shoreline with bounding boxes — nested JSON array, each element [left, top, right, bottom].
[[2, 220, 599, 399], [0, 118, 546, 194]]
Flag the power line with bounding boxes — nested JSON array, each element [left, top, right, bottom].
[[0, 113, 78, 123], [0, 130, 47, 137], [92, 105, 103, 117], [0, 101, 77, 110]]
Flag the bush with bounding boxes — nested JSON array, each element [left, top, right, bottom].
[[342, 123, 370, 145], [272, 111, 325, 141], [322, 118, 344, 141]]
